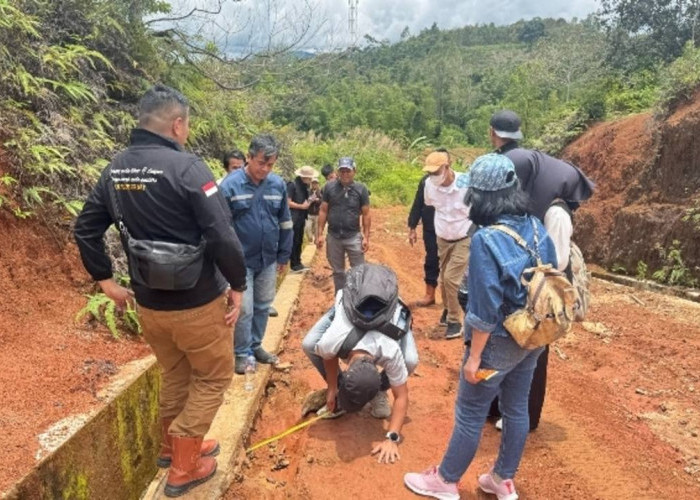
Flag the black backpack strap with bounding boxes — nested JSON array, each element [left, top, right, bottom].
[[105, 171, 132, 244], [337, 327, 365, 359]]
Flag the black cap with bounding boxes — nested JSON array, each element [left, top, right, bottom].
[[490, 110, 523, 140], [337, 358, 381, 412]]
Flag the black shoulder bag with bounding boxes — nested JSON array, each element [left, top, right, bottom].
[[107, 177, 205, 291]]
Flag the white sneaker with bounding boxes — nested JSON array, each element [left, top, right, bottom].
[[495, 418, 503, 431], [369, 391, 391, 419]]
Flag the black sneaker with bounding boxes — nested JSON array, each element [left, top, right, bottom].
[[445, 322, 462, 339], [234, 357, 248, 374], [290, 264, 309, 273], [253, 347, 279, 364], [439, 309, 448, 326], [268, 306, 279, 317]]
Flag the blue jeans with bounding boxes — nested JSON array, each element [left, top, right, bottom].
[[438, 335, 544, 482], [234, 264, 277, 358]]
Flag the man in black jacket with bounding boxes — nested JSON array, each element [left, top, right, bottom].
[[74, 85, 247, 497], [407, 149, 446, 308], [489, 109, 594, 432]]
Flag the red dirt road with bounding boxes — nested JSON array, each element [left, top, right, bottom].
[[226, 207, 700, 500]]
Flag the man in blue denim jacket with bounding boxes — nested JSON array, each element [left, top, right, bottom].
[[220, 134, 293, 374]]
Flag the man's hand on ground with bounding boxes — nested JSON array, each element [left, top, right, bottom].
[[371, 440, 400, 464], [225, 289, 242, 326]]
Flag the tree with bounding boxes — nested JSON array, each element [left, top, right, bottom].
[[518, 18, 546, 46], [598, 0, 700, 69]]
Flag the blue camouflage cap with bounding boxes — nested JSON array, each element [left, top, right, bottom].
[[338, 157, 356, 169], [456, 153, 517, 191]]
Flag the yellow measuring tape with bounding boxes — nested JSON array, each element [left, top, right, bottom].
[[246, 411, 328, 453]]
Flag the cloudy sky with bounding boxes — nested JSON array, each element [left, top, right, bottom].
[[335, 0, 600, 43], [165, 0, 601, 52]]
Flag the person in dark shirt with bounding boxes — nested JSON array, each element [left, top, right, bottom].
[[306, 176, 322, 243], [489, 109, 595, 433], [74, 85, 246, 497], [287, 165, 317, 272], [407, 152, 444, 307], [316, 157, 371, 292]]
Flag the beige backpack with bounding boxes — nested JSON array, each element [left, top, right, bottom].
[[492, 222, 578, 349], [569, 241, 590, 321]]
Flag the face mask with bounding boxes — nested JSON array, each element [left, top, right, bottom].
[[429, 170, 446, 186]]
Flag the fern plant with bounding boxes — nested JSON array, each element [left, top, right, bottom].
[[652, 241, 698, 288], [76, 293, 141, 339]]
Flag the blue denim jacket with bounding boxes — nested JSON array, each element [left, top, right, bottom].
[[465, 214, 557, 340], [220, 168, 293, 272]]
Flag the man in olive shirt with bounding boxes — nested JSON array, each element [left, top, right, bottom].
[[316, 157, 371, 292]]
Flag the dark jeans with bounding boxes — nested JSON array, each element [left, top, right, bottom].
[[290, 216, 306, 268], [423, 229, 439, 287], [489, 345, 548, 431]]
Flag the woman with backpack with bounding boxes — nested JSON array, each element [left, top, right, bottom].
[[404, 153, 558, 500]]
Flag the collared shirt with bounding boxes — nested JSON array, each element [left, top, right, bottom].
[[220, 168, 293, 272], [314, 291, 417, 387], [322, 179, 370, 239], [423, 172, 472, 240], [464, 214, 557, 340]]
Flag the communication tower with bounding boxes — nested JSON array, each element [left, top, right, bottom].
[[348, 0, 358, 46]]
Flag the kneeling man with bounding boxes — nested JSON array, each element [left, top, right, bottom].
[[302, 264, 418, 464]]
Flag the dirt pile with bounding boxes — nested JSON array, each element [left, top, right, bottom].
[[564, 91, 700, 282], [0, 210, 149, 491]]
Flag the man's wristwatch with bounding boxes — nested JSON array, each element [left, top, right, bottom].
[[385, 431, 400, 443]]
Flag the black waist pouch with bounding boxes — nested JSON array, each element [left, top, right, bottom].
[[127, 238, 205, 291]]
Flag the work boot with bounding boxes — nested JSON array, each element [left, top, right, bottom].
[[157, 418, 220, 468], [410, 284, 436, 308], [164, 435, 217, 497], [253, 347, 279, 365]]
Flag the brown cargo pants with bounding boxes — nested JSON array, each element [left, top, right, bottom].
[[437, 236, 471, 324], [139, 293, 233, 437]]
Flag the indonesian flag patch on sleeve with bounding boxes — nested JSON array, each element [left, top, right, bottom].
[[202, 181, 218, 197]]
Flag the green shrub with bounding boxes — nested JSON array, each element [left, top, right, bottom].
[[76, 293, 141, 339], [651, 241, 698, 288], [656, 41, 700, 114]]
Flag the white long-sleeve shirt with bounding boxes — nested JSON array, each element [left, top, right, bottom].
[[543, 205, 573, 271]]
